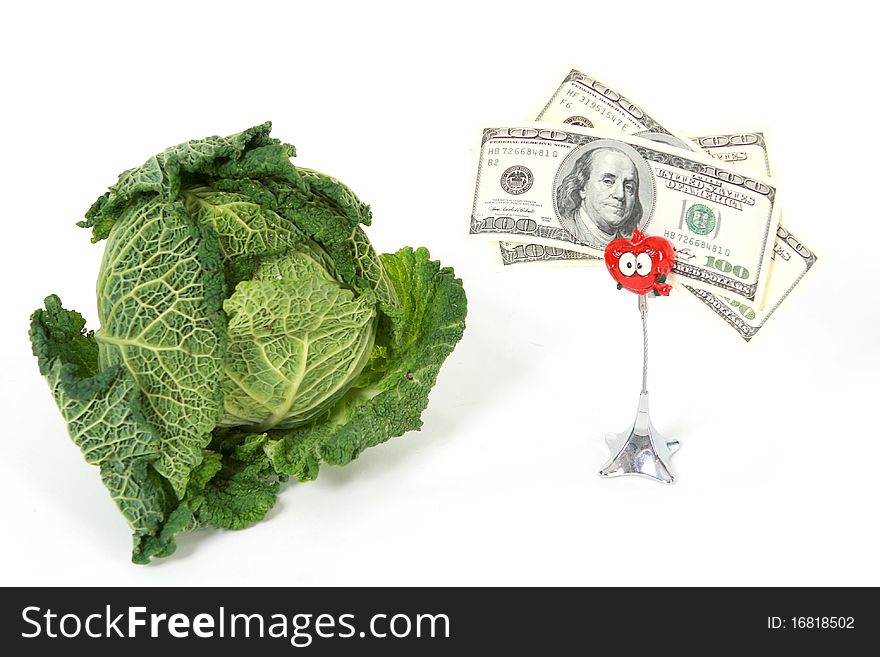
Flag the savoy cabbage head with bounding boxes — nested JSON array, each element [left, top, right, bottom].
[[30, 123, 466, 563]]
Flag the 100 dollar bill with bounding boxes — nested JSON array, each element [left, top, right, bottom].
[[682, 225, 816, 340], [535, 68, 697, 149], [497, 67, 816, 339], [470, 123, 781, 304], [497, 128, 778, 269], [684, 131, 815, 340], [497, 130, 817, 341]]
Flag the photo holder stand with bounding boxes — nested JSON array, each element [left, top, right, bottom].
[[600, 229, 678, 483], [599, 294, 679, 483]]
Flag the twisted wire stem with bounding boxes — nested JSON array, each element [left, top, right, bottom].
[[639, 294, 648, 394]]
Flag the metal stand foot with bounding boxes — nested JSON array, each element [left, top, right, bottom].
[[599, 391, 679, 483], [599, 294, 679, 483]]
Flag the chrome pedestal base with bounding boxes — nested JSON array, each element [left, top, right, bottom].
[[599, 391, 679, 484]]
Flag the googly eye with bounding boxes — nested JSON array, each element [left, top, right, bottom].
[[618, 252, 636, 277], [636, 253, 653, 276]]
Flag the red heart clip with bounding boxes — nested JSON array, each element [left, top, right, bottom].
[[604, 230, 675, 296]]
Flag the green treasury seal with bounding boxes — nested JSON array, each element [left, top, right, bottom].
[[685, 203, 716, 236]]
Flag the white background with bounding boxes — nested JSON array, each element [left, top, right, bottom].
[[2, 0, 877, 586]]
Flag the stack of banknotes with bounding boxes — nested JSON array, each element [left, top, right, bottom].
[[468, 68, 816, 341]]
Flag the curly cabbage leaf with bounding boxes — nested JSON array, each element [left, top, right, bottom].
[[220, 252, 377, 431], [94, 198, 226, 496], [263, 247, 467, 481]]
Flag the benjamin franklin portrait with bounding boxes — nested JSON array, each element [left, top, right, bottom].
[[555, 145, 650, 248]]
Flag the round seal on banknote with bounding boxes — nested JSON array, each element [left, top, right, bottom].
[[500, 165, 534, 195], [563, 116, 594, 129], [685, 203, 716, 236]]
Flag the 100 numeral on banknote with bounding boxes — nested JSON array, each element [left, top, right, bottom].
[[470, 124, 781, 304]]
